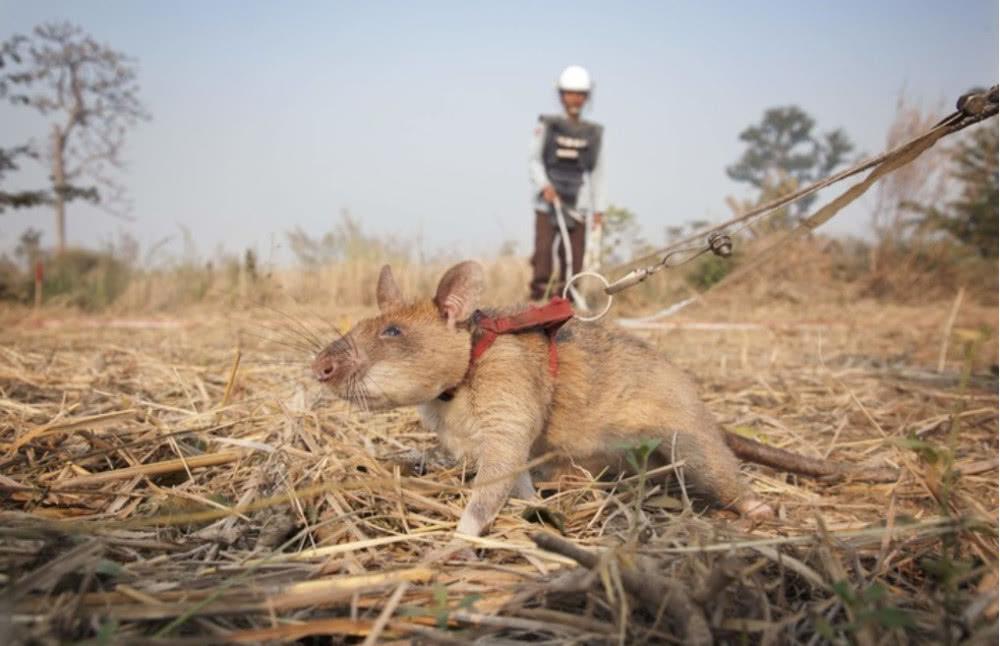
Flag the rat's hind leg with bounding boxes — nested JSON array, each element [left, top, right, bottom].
[[658, 428, 773, 518]]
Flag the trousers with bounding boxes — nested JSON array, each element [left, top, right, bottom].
[[529, 209, 586, 300]]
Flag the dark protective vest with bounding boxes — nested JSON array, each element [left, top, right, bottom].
[[540, 114, 603, 203]]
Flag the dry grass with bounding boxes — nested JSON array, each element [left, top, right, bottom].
[[105, 256, 536, 315], [1, 285, 997, 644]]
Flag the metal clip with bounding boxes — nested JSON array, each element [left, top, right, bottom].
[[708, 232, 733, 257], [604, 267, 654, 295]]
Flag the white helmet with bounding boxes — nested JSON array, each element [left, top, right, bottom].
[[557, 65, 592, 93]]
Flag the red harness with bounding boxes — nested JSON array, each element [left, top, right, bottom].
[[439, 297, 574, 401]]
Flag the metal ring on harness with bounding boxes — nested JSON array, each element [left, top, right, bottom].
[[562, 271, 613, 322]]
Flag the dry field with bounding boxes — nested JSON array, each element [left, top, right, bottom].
[[1, 288, 997, 644]]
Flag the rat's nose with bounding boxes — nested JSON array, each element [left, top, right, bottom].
[[312, 352, 337, 382]]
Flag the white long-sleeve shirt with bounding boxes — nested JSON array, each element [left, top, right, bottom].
[[529, 120, 607, 215]]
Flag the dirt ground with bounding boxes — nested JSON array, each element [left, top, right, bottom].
[[1, 295, 997, 644]]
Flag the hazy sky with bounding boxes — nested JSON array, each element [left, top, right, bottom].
[[1, 1, 997, 265]]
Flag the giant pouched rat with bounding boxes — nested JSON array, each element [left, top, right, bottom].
[[311, 261, 896, 537]]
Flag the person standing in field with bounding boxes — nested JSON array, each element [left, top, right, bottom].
[[529, 65, 607, 300]]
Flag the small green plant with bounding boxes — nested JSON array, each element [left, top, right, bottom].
[[894, 326, 991, 642], [398, 583, 480, 630], [814, 581, 914, 639], [76, 617, 120, 646], [616, 437, 662, 534]]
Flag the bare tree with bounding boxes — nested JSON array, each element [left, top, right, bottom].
[[1, 22, 149, 252]]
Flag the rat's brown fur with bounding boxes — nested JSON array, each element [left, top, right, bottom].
[[313, 262, 896, 537]]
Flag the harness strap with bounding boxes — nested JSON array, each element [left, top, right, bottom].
[[438, 297, 574, 401]]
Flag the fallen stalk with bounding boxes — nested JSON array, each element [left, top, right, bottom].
[[531, 531, 713, 645]]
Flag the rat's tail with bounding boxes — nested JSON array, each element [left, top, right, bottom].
[[724, 432, 899, 483]]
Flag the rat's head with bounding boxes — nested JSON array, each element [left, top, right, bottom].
[[311, 261, 484, 410]]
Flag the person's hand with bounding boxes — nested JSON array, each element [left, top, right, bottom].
[[542, 185, 557, 203], [593, 212, 603, 227]]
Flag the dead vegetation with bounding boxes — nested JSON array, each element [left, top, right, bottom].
[[0, 285, 997, 644]]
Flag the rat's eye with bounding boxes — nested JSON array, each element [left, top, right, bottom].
[[381, 324, 402, 338]]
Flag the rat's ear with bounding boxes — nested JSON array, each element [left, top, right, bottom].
[[434, 261, 484, 329], [376, 265, 403, 312]]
